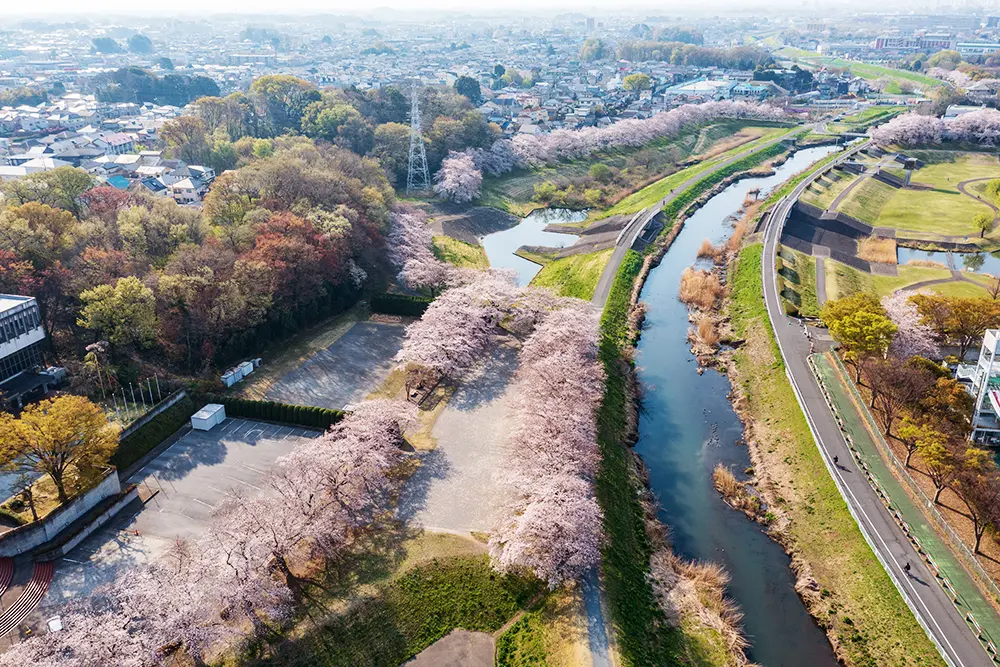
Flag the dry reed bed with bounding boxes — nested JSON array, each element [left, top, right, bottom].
[[856, 236, 897, 265]]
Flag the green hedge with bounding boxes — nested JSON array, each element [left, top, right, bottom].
[[370, 293, 432, 317], [196, 394, 345, 430], [112, 395, 197, 472]]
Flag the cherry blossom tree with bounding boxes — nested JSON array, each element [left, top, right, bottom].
[[395, 271, 556, 378], [869, 113, 944, 146], [882, 291, 940, 359], [489, 304, 604, 588], [387, 208, 452, 295], [434, 151, 483, 203]]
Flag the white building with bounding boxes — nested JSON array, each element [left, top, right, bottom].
[[0, 295, 56, 410], [957, 329, 1000, 444]]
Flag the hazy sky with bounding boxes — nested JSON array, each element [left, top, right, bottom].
[[5, 0, 833, 17]]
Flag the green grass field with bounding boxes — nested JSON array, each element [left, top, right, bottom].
[[777, 48, 942, 89], [838, 178, 896, 224], [836, 152, 1000, 236], [433, 235, 490, 268], [530, 248, 613, 300], [824, 259, 991, 300], [603, 126, 791, 217], [730, 244, 944, 667], [263, 554, 543, 667]]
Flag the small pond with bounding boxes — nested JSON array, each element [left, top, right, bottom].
[[898, 247, 1000, 274], [481, 208, 587, 285]]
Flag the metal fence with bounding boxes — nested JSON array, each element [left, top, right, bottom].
[[829, 352, 1000, 607]]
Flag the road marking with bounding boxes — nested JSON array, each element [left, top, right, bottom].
[[762, 145, 969, 667]]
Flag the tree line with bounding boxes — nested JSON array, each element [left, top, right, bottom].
[[822, 291, 1000, 554], [0, 137, 394, 396]]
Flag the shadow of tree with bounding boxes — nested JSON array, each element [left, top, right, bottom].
[[396, 450, 453, 525]]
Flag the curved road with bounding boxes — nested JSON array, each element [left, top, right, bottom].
[[763, 141, 992, 667], [591, 124, 809, 307]]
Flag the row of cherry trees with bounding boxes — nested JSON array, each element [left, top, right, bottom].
[[0, 400, 415, 667], [390, 236, 606, 586], [869, 108, 1000, 146], [434, 99, 787, 202], [489, 305, 605, 587]]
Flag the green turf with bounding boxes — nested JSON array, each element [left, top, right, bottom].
[[530, 248, 613, 300], [838, 178, 896, 224], [496, 613, 549, 667], [262, 556, 543, 667], [432, 235, 490, 269]]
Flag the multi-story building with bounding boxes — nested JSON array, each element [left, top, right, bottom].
[[957, 329, 1000, 444], [0, 295, 58, 410]]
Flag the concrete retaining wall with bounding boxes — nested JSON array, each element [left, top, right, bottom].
[[0, 469, 121, 557], [37, 486, 139, 560]]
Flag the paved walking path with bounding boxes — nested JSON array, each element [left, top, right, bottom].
[[764, 139, 998, 667], [815, 255, 829, 306], [815, 355, 1000, 650]]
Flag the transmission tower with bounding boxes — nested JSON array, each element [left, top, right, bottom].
[[406, 83, 431, 196]]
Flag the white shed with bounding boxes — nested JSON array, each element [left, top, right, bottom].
[[239, 360, 254, 376], [191, 403, 226, 431]]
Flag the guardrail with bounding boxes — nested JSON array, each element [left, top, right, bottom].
[[812, 354, 1000, 663]]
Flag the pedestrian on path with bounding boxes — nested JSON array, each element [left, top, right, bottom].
[[833, 455, 838, 465], [904, 562, 911, 574]]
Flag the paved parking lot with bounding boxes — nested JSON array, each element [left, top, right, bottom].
[[44, 418, 318, 605], [265, 321, 405, 410]]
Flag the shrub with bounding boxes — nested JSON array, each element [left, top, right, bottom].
[[678, 267, 724, 310], [371, 293, 432, 316], [194, 394, 346, 430]]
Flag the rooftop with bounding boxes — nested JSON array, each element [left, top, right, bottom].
[[0, 295, 34, 314]]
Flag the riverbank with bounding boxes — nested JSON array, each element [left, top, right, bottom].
[[590, 144, 844, 667], [722, 243, 943, 666], [594, 248, 752, 667]]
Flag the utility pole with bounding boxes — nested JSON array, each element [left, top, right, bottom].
[[406, 81, 431, 196]]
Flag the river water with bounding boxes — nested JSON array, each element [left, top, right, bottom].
[[633, 144, 841, 666], [481, 208, 586, 285]]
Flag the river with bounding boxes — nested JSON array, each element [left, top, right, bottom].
[[481, 207, 586, 285], [633, 144, 841, 666]]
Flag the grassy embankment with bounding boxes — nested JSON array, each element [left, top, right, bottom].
[[777, 48, 943, 89], [432, 234, 490, 268], [799, 169, 861, 211], [603, 127, 792, 218], [526, 248, 614, 300], [480, 120, 784, 215], [728, 244, 944, 667], [777, 247, 819, 317]]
